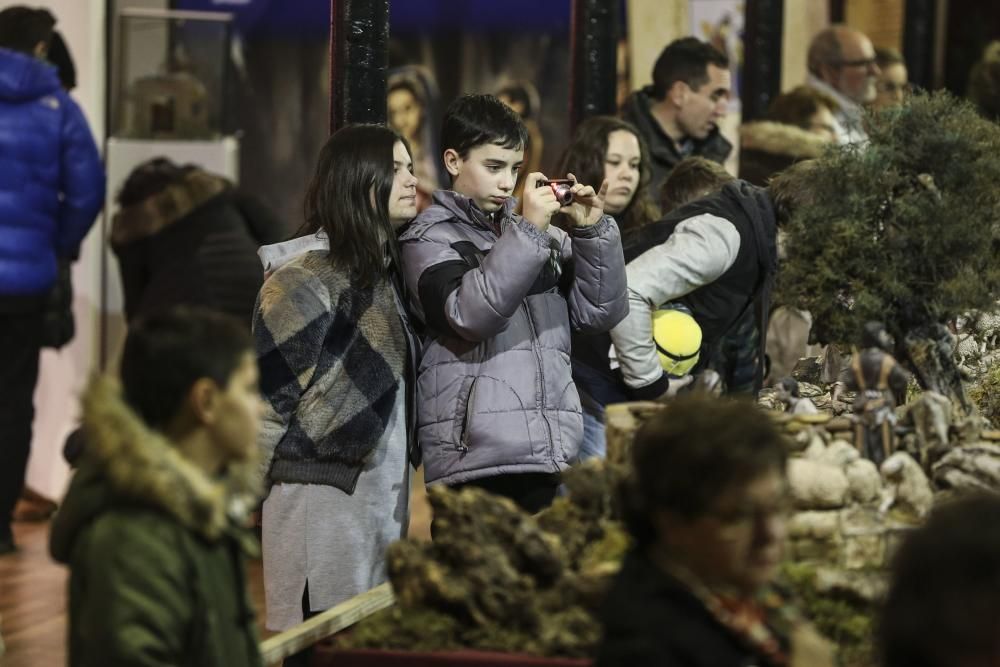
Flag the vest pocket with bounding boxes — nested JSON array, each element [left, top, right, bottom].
[[453, 375, 479, 452]]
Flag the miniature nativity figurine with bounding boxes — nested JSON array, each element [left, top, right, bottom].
[[837, 322, 911, 465], [775, 377, 819, 415]]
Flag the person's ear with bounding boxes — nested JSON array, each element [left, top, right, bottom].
[[187, 378, 220, 426], [33, 40, 48, 59], [443, 148, 463, 178], [667, 81, 689, 109], [818, 63, 838, 85]]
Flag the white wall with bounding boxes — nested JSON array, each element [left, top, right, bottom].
[[0, 0, 106, 499]]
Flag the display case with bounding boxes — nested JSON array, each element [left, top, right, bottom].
[[111, 8, 232, 139]]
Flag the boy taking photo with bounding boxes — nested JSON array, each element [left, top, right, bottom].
[[399, 94, 628, 512]]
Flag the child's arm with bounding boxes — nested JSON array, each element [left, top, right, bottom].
[[609, 214, 740, 399], [401, 219, 553, 342], [556, 178, 629, 334], [400, 176, 561, 342]]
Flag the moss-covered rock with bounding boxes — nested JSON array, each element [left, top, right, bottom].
[[779, 562, 877, 667], [968, 361, 1000, 426]]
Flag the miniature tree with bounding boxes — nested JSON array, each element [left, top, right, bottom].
[[777, 92, 1000, 409]]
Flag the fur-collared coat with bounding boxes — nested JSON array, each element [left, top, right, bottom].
[[738, 121, 830, 187], [111, 169, 284, 327], [50, 377, 264, 667]]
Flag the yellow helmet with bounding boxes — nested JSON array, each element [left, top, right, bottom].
[[651, 306, 702, 376]]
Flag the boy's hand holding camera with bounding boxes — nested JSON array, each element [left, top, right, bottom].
[[522, 172, 609, 232], [522, 172, 564, 232], [560, 173, 609, 229]]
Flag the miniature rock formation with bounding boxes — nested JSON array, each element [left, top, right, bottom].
[[341, 461, 629, 657]]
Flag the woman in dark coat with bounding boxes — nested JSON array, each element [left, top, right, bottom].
[[111, 158, 285, 327]]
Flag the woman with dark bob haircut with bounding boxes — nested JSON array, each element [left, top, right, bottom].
[[597, 394, 834, 667], [559, 116, 660, 462], [252, 124, 421, 665]]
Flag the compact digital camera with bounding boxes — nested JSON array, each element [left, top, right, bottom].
[[537, 178, 575, 205]]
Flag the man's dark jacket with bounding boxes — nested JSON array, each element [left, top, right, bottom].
[[621, 86, 732, 195]]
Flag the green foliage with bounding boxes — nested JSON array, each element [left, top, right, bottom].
[[968, 361, 1000, 425], [777, 92, 1000, 348], [779, 563, 876, 667]]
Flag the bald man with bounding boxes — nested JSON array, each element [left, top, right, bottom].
[[805, 25, 880, 145]]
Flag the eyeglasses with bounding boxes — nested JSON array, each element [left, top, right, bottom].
[[706, 497, 792, 528], [833, 57, 878, 69], [876, 81, 913, 95]]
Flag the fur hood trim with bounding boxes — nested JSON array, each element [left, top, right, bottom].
[[111, 169, 230, 246], [79, 375, 261, 540], [740, 121, 830, 160]]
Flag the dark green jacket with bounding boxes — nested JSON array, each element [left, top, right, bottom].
[[50, 377, 264, 667]]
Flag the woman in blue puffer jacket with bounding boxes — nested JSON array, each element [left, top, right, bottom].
[[0, 6, 104, 553]]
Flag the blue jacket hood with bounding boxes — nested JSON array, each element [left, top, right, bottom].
[[0, 47, 61, 101]]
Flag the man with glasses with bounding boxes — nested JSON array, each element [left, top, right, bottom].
[[805, 25, 881, 145]]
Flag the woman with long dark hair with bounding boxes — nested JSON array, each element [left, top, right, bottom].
[[252, 124, 420, 663], [558, 116, 659, 235], [559, 116, 660, 461]]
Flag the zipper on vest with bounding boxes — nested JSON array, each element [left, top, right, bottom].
[[522, 303, 554, 456]]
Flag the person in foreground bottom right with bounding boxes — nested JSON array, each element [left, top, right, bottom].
[[878, 493, 1000, 667], [596, 394, 834, 667]]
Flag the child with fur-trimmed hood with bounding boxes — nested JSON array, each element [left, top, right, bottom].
[[50, 308, 264, 667]]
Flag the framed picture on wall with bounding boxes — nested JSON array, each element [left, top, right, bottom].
[[690, 0, 744, 111]]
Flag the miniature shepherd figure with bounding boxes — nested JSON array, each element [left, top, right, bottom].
[[775, 377, 819, 416], [841, 322, 910, 465]]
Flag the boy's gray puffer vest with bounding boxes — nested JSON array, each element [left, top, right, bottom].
[[399, 191, 627, 486]]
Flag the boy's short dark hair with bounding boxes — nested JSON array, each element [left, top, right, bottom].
[[621, 394, 787, 547], [120, 307, 253, 430], [660, 156, 734, 212], [879, 494, 1000, 667], [651, 37, 729, 100], [440, 94, 528, 160], [0, 6, 55, 55]]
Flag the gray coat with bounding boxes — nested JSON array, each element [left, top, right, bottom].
[[400, 191, 628, 486]]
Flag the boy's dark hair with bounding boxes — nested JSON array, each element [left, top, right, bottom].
[[651, 37, 729, 100], [878, 494, 1000, 667], [766, 85, 839, 130], [621, 394, 787, 547], [659, 156, 734, 212], [120, 306, 252, 430], [441, 94, 528, 160], [0, 6, 55, 55]]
